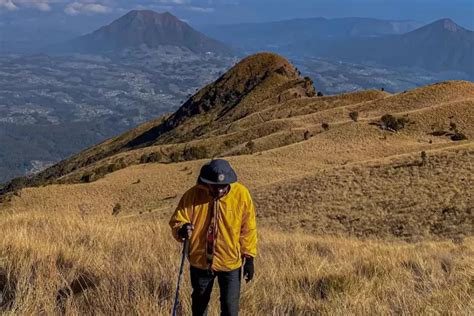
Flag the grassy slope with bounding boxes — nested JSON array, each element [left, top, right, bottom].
[[5, 80, 473, 239]]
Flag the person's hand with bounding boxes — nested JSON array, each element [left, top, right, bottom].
[[243, 256, 254, 283], [178, 223, 194, 240]]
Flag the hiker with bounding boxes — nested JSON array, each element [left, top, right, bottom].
[[169, 159, 257, 316]]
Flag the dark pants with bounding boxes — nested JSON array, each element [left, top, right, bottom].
[[190, 266, 241, 316]]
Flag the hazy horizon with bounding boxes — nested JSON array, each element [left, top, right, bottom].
[[0, 0, 473, 38]]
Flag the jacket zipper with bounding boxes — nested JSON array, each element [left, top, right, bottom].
[[211, 198, 219, 270]]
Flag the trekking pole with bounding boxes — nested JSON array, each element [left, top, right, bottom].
[[172, 239, 189, 316]]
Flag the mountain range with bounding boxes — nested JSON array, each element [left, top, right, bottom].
[[53, 11, 474, 75], [200, 17, 423, 50], [38, 11, 474, 76], [2, 10, 473, 76], [202, 17, 474, 75]]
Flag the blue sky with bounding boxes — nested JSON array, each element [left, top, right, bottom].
[[0, 0, 473, 32]]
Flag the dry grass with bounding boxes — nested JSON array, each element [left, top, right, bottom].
[[0, 208, 472, 315], [255, 145, 474, 240], [1, 145, 472, 315], [6, 143, 473, 240]]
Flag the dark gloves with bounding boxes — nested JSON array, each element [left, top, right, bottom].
[[243, 256, 254, 283], [178, 223, 193, 240]]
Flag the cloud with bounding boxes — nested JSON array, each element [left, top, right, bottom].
[[156, 0, 187, 4], [65, 2, 111, 15], [0, 0, 235, 14], [186, 6, 214, 13], [1, 0, 114, 13], [144, 0, 223, 14], [150, 0, 237, 6], [3, 0, 62, 11], [0, 0, 18, 10], [35, 3, 51, 11]]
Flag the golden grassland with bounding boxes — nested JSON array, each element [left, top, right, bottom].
[[7, 142, 473, 240], [0, 208, 472, 315]]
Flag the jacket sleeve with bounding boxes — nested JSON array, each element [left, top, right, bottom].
[[240, 189, 257, 257], [169, 192, 192, 242]]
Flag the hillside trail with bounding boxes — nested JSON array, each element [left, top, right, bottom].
[[279, 96, 474, 126]]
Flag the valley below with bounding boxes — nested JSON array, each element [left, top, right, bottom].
[[0, 50, 235, 182]]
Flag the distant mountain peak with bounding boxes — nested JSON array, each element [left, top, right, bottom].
[[431, 18, 464, 32], [126, 9, 177, 20], [111, 10, 185, 30], [344, 17, 474, 74], [67, 9, 232, 55]]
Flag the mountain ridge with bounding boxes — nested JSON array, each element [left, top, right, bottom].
[[125, 52, 313, 148], [0, 52, 315, 193]]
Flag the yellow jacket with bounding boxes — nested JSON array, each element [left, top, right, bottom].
[[169, 182, 257, 271]]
